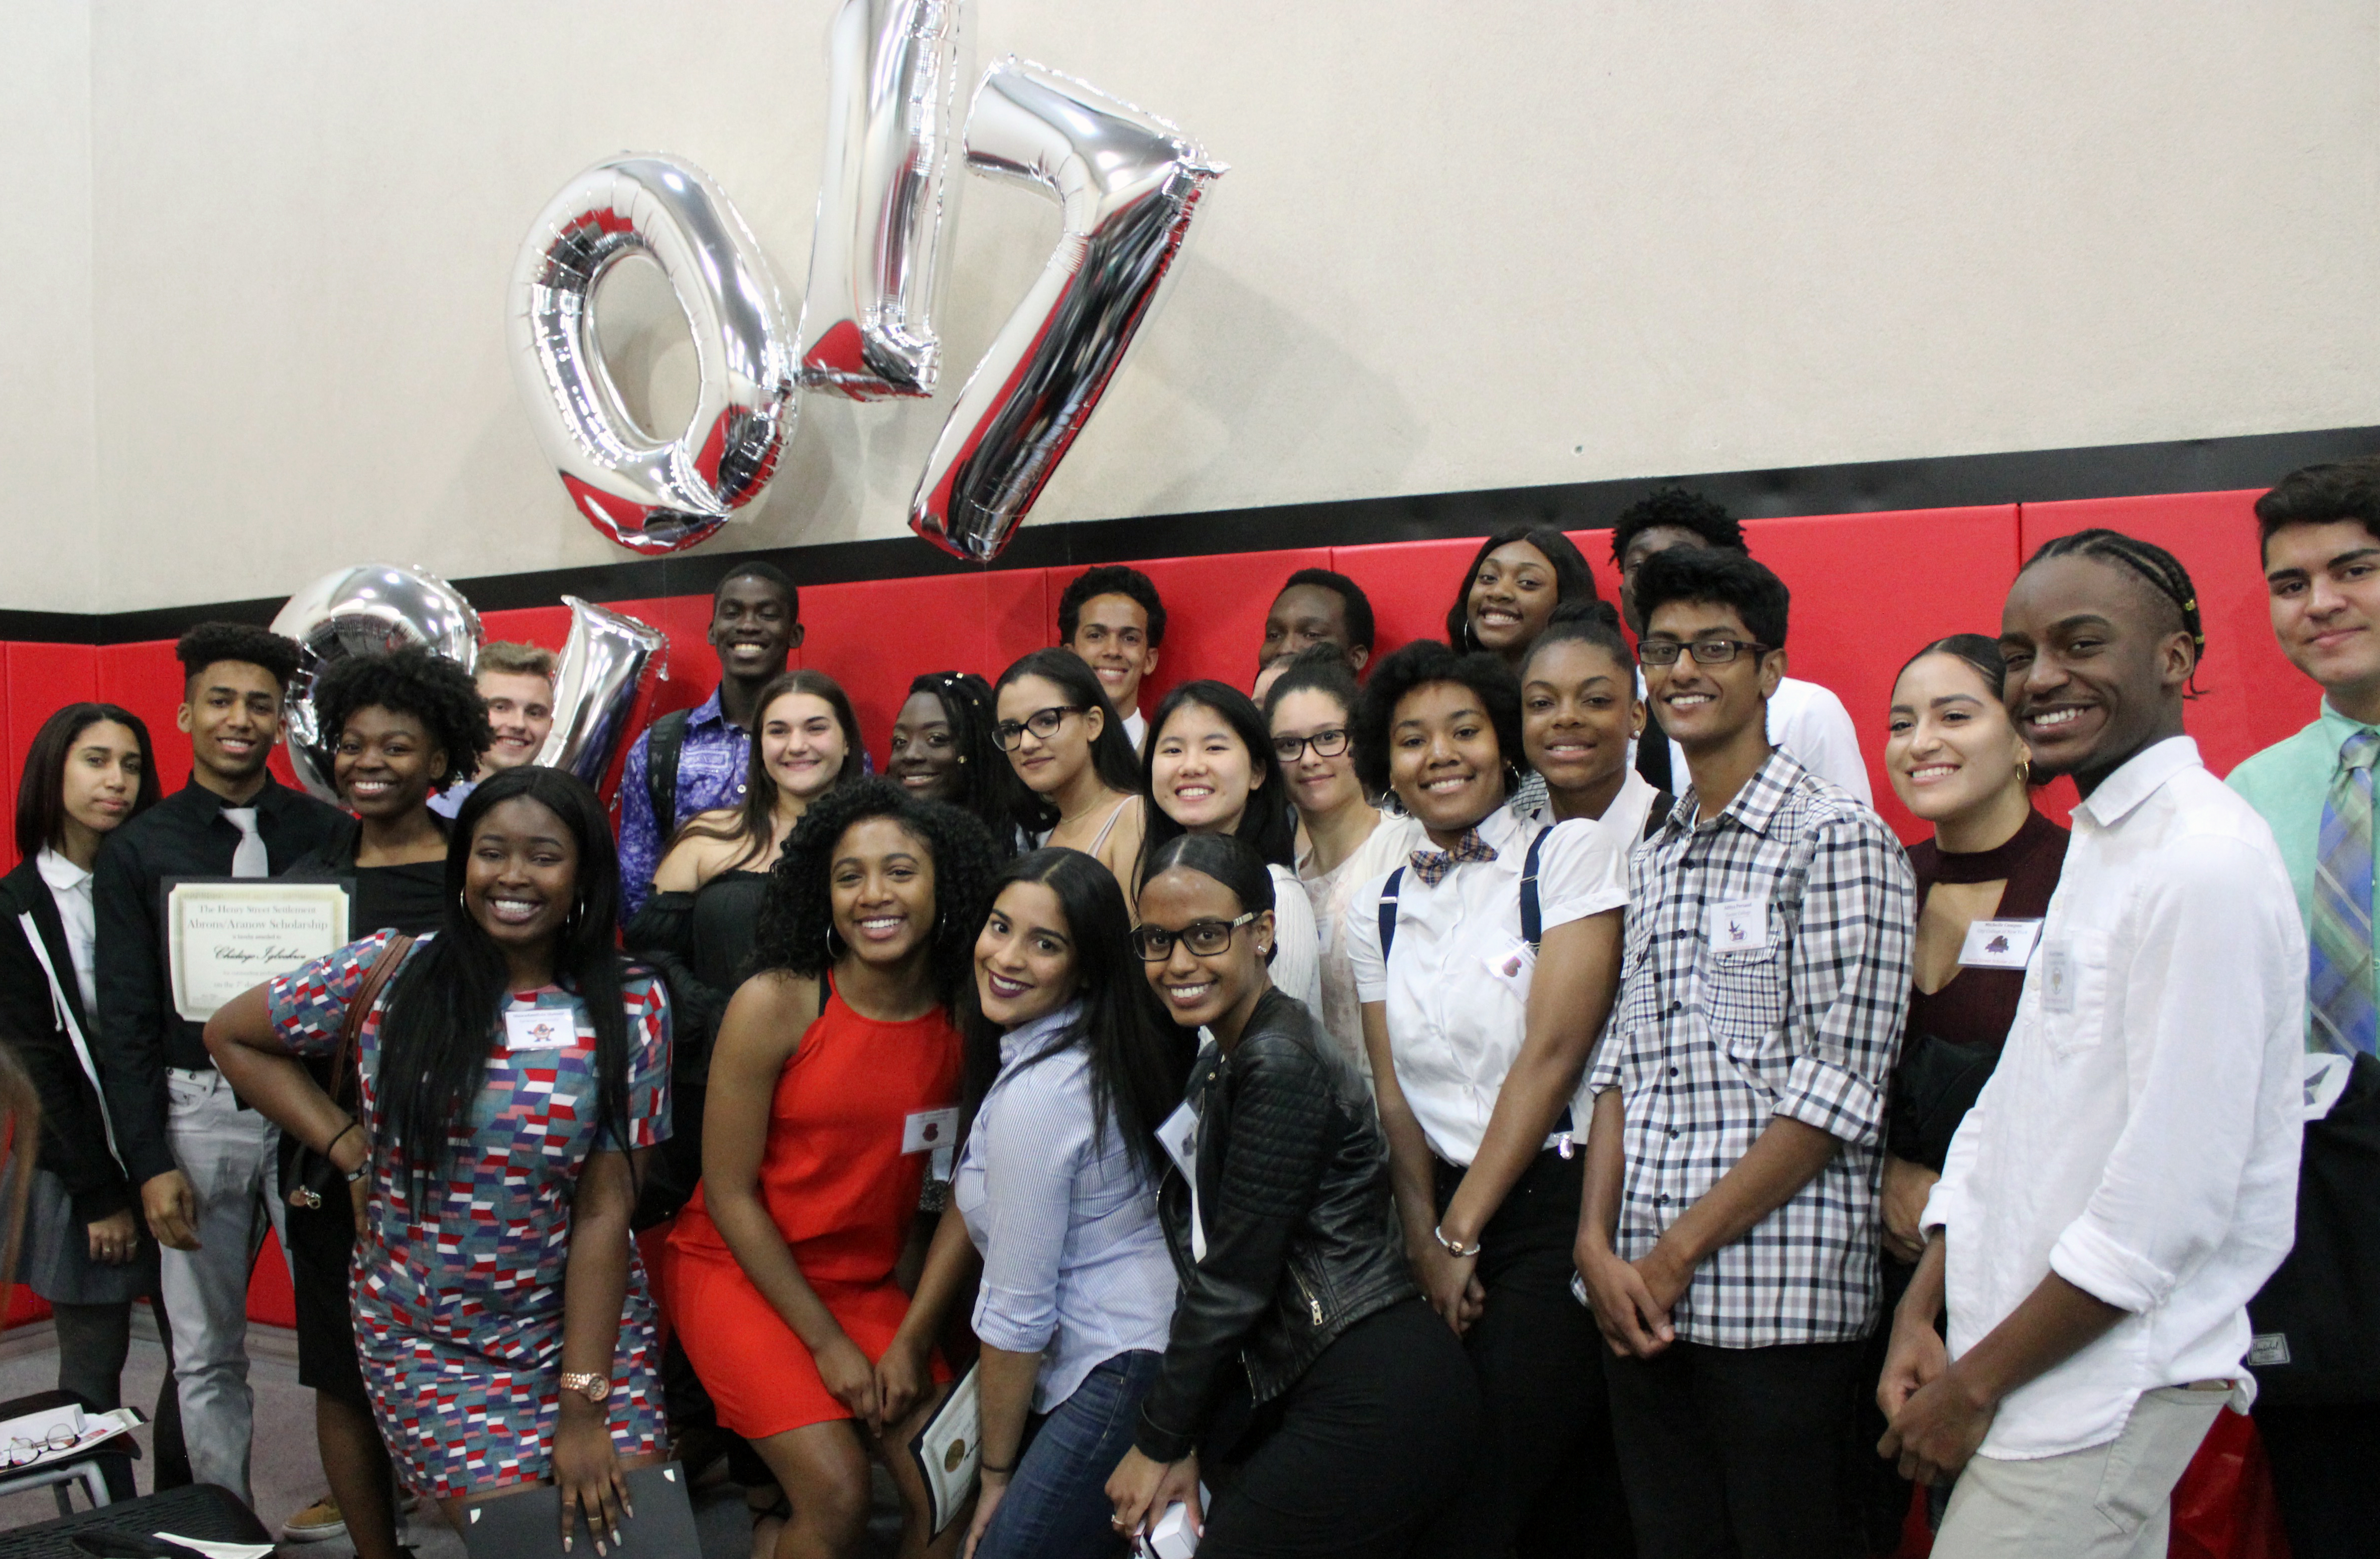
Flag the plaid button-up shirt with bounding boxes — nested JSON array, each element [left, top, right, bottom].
[[1588, 749, 1915, 1347]]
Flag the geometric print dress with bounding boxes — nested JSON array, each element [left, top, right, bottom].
[[268, 929, 672, 1498]]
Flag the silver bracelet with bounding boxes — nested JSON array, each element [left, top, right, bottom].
[[1432, 1224, 1482, 1259]]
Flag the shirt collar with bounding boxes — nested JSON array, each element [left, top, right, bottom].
[[176, 772, 292, 817], [1673, 747, 1806, 840], [35, 848, 90, 896], [999, 999, 1085, 1069], [2070, 735, 2202, 830], [2318, 700, 2380, 744], [687, 688, 731, 732]]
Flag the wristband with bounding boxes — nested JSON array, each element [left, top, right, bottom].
[[1432, 1224, 1482, 1259], [980, 1459, 1016, 1477]]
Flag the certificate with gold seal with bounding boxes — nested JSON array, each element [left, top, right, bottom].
[[166, 878, 352, 1021]]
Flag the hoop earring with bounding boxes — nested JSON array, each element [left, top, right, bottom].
[[825, 923, 847, 962], [2017, 754, 2033, 784]]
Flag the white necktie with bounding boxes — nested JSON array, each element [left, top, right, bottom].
[[221, 807, 269, 878]]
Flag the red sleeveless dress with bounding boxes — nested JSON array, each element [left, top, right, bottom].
[[664, 980, 960, 1436]]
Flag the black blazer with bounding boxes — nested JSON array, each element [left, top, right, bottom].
[[0, 856, 137, 1224]]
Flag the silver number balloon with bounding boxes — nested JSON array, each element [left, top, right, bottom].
[[797, 0, 965, 401], [270, 564, 485, 802], [510, 156, 797, 555], [910, 61, 1224, 561], [537, 596, 668, 787]]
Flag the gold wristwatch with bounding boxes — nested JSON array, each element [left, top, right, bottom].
[[560, 1371, 611, 1403]]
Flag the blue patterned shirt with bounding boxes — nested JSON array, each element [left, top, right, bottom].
[[616, 689, 753, 921]]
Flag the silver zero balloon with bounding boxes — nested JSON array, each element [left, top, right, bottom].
[[509, 156, 797, 556], [537, 596, 668, 788], [270, 564, 485, 803], [797, 0, 966, 401], [909, 60, 1224, 562]]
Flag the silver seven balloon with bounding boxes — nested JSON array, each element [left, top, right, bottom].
[[537, 596, 668, 787], [510, 156, 797, 556], [271, 564, 484, 802], [910, 59, 1224, 561], [797, 0, 967, 401]]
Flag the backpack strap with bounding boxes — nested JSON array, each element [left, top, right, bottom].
[[643, 710, 692, 834], [1377, 866, 1407, 963]]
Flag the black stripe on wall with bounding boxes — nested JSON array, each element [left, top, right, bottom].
[[20, 423, 2380, 646]]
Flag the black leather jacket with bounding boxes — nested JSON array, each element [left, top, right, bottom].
[[1134, 988, 1415, 1463]]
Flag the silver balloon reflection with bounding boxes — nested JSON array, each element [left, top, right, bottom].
[[271, 564, 484, 802], [537, 597, 668, 787], [797, 0, 966, 400], [510, 156, 797, 556], [910, 60, 1224, 562]]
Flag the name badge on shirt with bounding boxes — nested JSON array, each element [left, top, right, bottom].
[[1483, 939, 1536, 992], [903, 1107, 960, 1180], [1958, 918, 2044, 970], [2040, 939, 2076, 1014], [1157, 1102, 1200, 1180], [1706, 897, 1770, 952], [503, 1007, 576, 1052]]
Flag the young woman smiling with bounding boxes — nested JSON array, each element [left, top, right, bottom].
[[1109, 835, 1479, 1559], [0, 703, 176, 1500], [1516, 602, 1670, 842], [206, 767, 673, 1551], [996, 651, 1146, 888], [663, 780, 998, 1559], [1138, 682, 1323, 1014], [1442, 526, 1600, 671], [1345, 639, 1632, 1554], [887, 670, 1019, 853], [885, 848, 1192, 1559], [1262, 648, 1419, 1076], [276, 647, 492, 1557]]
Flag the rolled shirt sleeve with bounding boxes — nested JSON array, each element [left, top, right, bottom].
[[969, 1069, 1091, 1356], [1773, 813, 1915, 1146]]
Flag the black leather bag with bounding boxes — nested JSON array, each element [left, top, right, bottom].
[[2246, 1051, 2380, 1405], [282, 935, 411, 1212]]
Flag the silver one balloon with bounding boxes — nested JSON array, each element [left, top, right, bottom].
[[910, 60, 1224, 562], [537, 596, 668, 788], [270, 564, 484, 803], [798, 0, 966, 401], [510, 156, 797, 555]]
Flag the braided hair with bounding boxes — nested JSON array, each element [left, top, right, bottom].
[[2022, 529, 2205, 695]]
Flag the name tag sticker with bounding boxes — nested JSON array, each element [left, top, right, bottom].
[[1706, 897, 1770, 952], [503, 1008, 574, 1052], [903, 1106, 960, 1180], [1157, 1102, 1200, 1180], [2040, 940, 2076, 1014], [1482, 939, 1536, 991], [1958, 918, 2044, 970]]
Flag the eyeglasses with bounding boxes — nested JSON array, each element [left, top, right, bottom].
[[1271, 728, 1350, 763], [993, 705, 1084, 750], [6, 1425, 81, 1467], [1131, 912, 1258, 962], [1637, 637, 1771, 667]]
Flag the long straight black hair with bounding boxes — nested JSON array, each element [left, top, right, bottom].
[[15, 704, 161, 864], [1137, 681, 1298, 882], [373, 766, 638, 1207], [960, 848, 1193, 1188]]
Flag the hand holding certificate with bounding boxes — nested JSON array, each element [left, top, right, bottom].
[[167, 879, 350, 1020]]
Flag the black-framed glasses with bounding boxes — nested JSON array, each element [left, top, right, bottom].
[[1271, 728, 1351, 763], [1131, 912, 1258, 962], [993, 705, 1084, 750], [1638, 637, 1771, 667]]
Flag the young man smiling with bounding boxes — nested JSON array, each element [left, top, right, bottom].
[[616, 561, 802, 918], [1577, 548, 1914, 1559], [2225, 459, 2380, 1559], [1878, 530, 2303, 1559], [1259, 568, 1374, 679], [91, 623, 346, 1510], [428, 639, 556, 821], [1056, 565, 1164, 752]]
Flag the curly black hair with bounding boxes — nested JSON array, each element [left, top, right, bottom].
[[175, 622, 301, 691], [1610, 484, 1746, 563], [749, 776, 1001, 1016], [1350, 639, 1524, 801], [311, 646, 493, 792]]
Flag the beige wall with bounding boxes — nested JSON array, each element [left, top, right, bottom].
[[5, 1, 2377, 614]]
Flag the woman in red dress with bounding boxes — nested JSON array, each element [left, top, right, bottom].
[[665, 778, 1000, 1559]]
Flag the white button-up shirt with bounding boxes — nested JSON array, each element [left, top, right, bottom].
[[1345, 804, 1629, 1165], [36, 847, 98, 1014], [1923, 737, 2305, 1459]]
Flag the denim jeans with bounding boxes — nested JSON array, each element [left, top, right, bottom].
[[974, 1349, 1163, 1559], [155, 1068, 284, 1506]]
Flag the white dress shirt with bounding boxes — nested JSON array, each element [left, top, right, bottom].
[[1922, 737, 2305, 1459], [1512, 766, 1669, 849], [1345, 805, 1630, 1165], [1639, 672, 1872, 803], [1266, 864, 1324, 1018], [36, 848, 99, 1014], [1121, 708, 1147, 755]]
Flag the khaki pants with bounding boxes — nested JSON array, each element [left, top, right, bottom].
[[1933, 1387, 2227, 1559]]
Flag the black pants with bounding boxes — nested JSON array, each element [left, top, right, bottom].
[[1433, 1150, 1633, 1557], [1201, 1298, 1481, 1559], [2254, 1401, 2380, 1559], [1604, 1338, 1867, 1559], [52, 1298, 188, 1498]]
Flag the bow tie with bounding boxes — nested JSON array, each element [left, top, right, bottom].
[[1409, 830, 1497, 887]]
